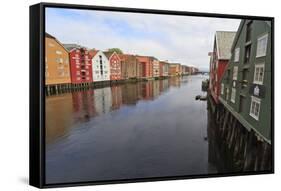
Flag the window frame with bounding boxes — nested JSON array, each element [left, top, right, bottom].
[[249, 96, 261, 120], [230, 88, 236, 103], [253, 63, 265, 85], [256, 33, 268, 58], [234, 48, 240, 62], [233, 66, 238, 80], [221, 83, 224, 95]]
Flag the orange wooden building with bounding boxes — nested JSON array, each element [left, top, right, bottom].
[[45, 33, 71, 86]]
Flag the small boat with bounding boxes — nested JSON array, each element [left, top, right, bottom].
[[195, 95, 207, 101]]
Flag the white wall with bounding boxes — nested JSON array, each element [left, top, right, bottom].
[[92, 51, 111, 82], [0, 0, 280, 191]]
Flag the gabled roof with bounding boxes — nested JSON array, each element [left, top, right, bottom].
[[230, 20, 245, 52], [45, 33, 69, 53], [63, 43, 86, 52], [45, 32, 55, 39], [88, 49, 99, 58], [103, 51, 113, 59], [215, 31, 236, 60], [103, 51, 121, 60]]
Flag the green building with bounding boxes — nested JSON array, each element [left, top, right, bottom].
[[219, 19, 272, 144]]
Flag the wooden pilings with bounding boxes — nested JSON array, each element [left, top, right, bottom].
[[208, 97, 272, 172], [45, 74, 192, 96]]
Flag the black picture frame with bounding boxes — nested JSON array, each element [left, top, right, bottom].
[[30, 2, 274, 188]]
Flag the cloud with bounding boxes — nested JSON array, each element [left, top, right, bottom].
[[46, 8, 240, 70]]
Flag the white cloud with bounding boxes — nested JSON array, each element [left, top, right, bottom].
[[46, 8, 240, 70]]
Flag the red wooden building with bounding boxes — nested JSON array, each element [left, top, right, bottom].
[[136, 56, 153, 79], [209, 31, 236, 103], [104, 51, 122, 81], [64, 44, 93, 84]]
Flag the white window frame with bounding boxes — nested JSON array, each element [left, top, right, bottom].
[[221, 83, 224, 95], [226, 88, 230, 100], [233, 66, 238, 80], [253, 63, 265, 85], [231, 88, 236, 103], [249, 96, 261, 120], [56, 50, 62, 55], [234, 48, 240, 62], [256, 34, 268, 58]]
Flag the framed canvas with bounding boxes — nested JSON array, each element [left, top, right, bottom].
[[29, 2, 274, 188]]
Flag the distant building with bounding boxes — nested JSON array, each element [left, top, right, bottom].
[[209, 31, 236, 103], [45, 33, 71, 86], [64, 44, 93, 84], [159, 61, 169, 77], [169, 63, 181, 76], [136, 56, 153, 79], [152, 57, 160, 77], [104, 51, 122, 81], [90, 50, 110, 82], [119, 54, 141, 79], [220, 20, 272, 143]]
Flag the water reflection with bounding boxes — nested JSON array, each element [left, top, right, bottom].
[[46, 75, 214, 184]]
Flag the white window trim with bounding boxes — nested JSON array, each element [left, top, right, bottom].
[[253, 63, 265, 85], [233, 66, 238, 80], [231, 88, 236, 103], [256, 34, 268, 58], [249, 96, 261, 120], [234, 48, 240, 62], [226, 88, 230, 100]]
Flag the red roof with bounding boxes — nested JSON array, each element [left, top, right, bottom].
[[88, 50, 99, 58]]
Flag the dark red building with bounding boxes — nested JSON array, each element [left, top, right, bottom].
[[64, 44, 93, 84], [136, 56, 153, 79], [209, 31, 236, 103]]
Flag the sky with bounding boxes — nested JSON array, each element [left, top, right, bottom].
[[46, 8, 241, 71]]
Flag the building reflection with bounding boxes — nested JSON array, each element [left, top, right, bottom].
[[72, 90, 97, 122], [141, 81, 154, 100], [111, 85, 123, 110], [46, 77, 185, 144], [45, 93, 73, 144], [168, 77, 181, 87], [94, 87, 112, 114], [121, 83, 139, 105]]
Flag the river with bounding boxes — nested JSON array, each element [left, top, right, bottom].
[[45, 75, 222, 184]]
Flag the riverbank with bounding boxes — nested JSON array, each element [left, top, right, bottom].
[[207, 94, 272, 172], [45, 74, 195, 96]]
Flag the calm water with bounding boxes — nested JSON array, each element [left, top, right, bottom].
[[46, 75, 220, 184]]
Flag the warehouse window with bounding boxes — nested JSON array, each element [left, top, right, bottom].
[[256, 34, 268, 57], [56, 50, 62, 55], [233, 66, 238, 80], [226, 88, 230, 100], [244, 44, 251, 64], [234, 48, 240, 62], [253, 64, 265, 85], [221, 83, 224, 95], [249, 96, 261, 120], [231, 88, 236, 103]]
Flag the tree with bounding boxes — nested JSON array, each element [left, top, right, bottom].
[[107, 48, 123, 54]]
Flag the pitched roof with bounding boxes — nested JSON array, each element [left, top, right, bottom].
[[45, 33, 69, 52], [88, 49, 99, 58], [215, 31, 236, 60], [103, 51, 113, 59], [45, 32, 55, 39], [63, 43, 86, 51]]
